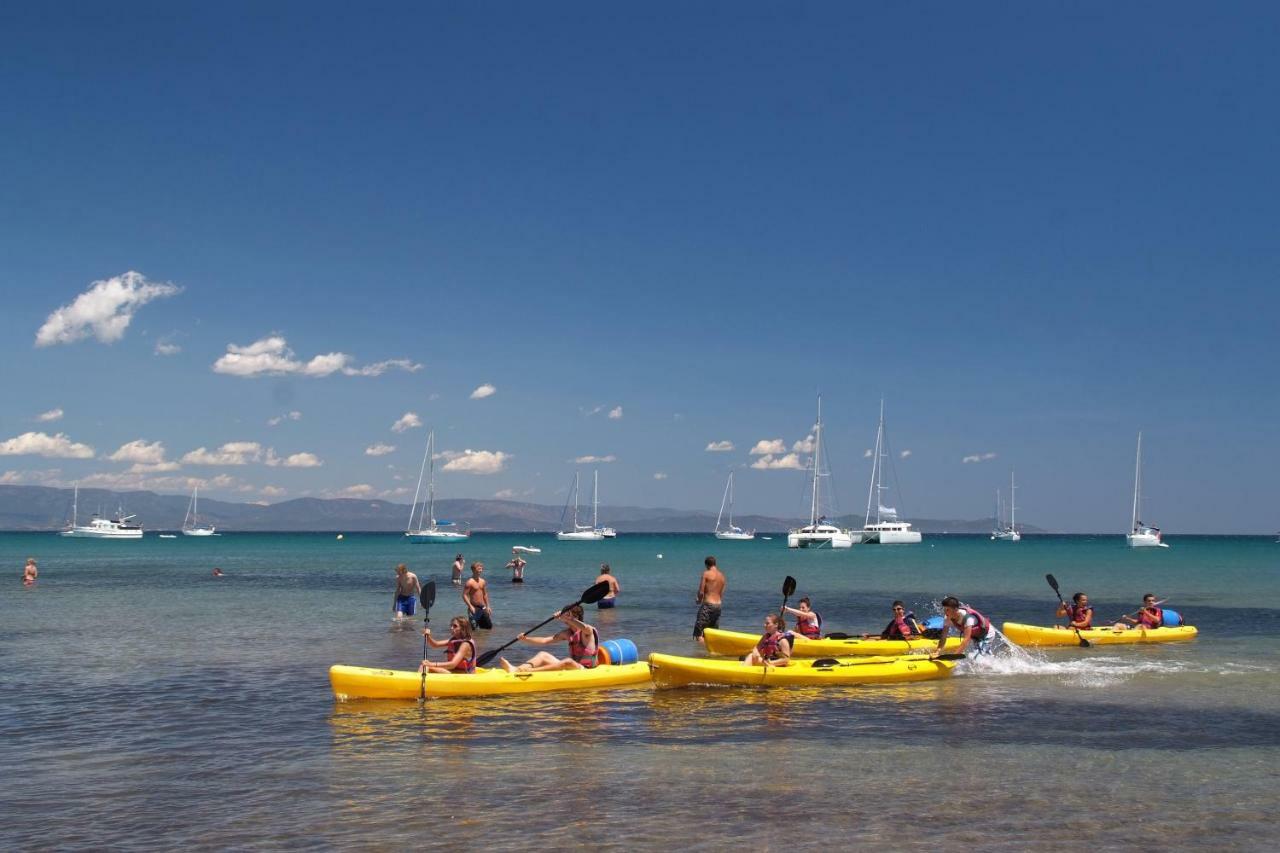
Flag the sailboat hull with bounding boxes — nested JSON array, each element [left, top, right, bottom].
[[406, 530, 470, 544], [182, 528, 217, 537], [556, 531, 605, 541], [787, 529, 856, 548], [1127, 533, 1167, 548], [991, 530, 1021, 542], [715, 531, 756, 541]]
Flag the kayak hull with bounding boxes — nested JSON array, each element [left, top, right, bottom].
[[648, 652, 957, 689], [702, 627, 962, 658], [1000, 622, 1199, 647], [330, 662, 652, 700]]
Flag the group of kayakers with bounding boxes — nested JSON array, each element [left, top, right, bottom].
[[1055, 590, 1179, 629]]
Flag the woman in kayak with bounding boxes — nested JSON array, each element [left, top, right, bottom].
[[782, 598, 822, 639], [418, 617, 477, 674], [1056, 592, 1093, 629], [1121, 593, 1163, 629], [931, 596, 996, 657], [499, 605, 600, 673], [863, 601, 920, 640], [743, 613, 791, 667]]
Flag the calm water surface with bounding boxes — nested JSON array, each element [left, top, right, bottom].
[[3, 533, 1278, 849]]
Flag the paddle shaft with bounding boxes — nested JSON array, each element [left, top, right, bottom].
[[419, 579, 436, 702], [476, 581, 611, 668], [1045, 574, 1090, 648]]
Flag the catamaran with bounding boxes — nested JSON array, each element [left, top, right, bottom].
[[991, 472, 1021, 541], [557, 470, 606, 541], [860, 400, 922, 544], [1126, 431, 1168, 548], [181, 486, 217, 536], [60, 485, 144, 539], [406, 430, 470, 544], [787, 396, 856, 548], [714, 471, 755, 540]]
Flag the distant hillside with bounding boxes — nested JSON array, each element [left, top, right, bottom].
[[0, 485, 1046, 533]]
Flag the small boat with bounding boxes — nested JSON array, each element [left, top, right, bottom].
[[557, 471, 606, 541], [714, 471, 755, 540], [859, 400, 922, 544], [406, 430, 470, 544], [991, 471, 1021, 541], [329, 662, 651, 699], [1001, 622, 1197, 647], [181, 486, 217, 536], [648, 652, 957, 689], [701, 627, 963, 658], [158, 534, 177, 539], [1126, 431, 1168, 548], [60, 486, 143, 539], [512, 545, 541, 554], [787, 396, 856, 548]]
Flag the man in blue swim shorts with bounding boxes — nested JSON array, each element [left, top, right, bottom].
[[393, 563, 421, 622]]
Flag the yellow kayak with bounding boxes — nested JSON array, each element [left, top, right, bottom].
[[702, 627, 962, 658], [329, 662, 652, 700], [1000, 622, 1199, 647], [648, 652, 957, 689]]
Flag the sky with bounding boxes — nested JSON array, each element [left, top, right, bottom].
[[1, 2, 1277, 533]]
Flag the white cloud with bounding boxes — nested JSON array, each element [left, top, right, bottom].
[[470, 383, 496, 400], [573, 454, 617, 464], [391, 412, 422, 433], [154, 337, 181, 356], [864, 448, 873, 458], [0, 468, 62, 484], [793, 434, 816, 453], [961, 452, 998, 464], [608, 406, 623, 420], [264, 449, 323, 468], [260, 485, 287, 498], [212, 335, 420, 378], [129, 462, 180, 473], [0, 431, 95, 459], [494, 488, 516, 499], [35, 271, 181, 347], [441, 449, 510, 474], [267, 411, 302, 427], [332, 484, 376, 498], [36, 408, 64, 422], [705, 440, 735, 452], [365, 443, 396, 457], [181, 442, 263, 466], [750, 439, 786, 456], [900, 449, 912, 459], [653, 472, 668, 480], [751, 453, 804, 470], [108, 439, 168, 465]]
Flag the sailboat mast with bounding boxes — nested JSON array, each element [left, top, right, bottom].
[[1131, 431, 1142, 532], [875, 400, 886, 525], [864, 402, 881, 528], [1010, 471, 1016, 532], [728, 471, 735, 528], [426, 430, 437, 528], [716, 473, 731, 533], [809, 396, 822, 527], [72, 485, 78, 527], [407, 430, 431, 532], [995, 488, 1002, 530], [572, 472, 580, 529], [593, 469, 599, 529]]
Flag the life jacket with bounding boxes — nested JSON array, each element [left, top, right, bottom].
[[881, 615, 917, 640], [446, 637, 476, 673], [951, 606, 992, 639], [757, 630, 788, 660], [1066, 603, 1093, 629], [568, 626, 599, 669], [797, 611, 822, 639], [1137, 606, 1162, 628]]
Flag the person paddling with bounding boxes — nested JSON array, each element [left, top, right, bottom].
[[595, 563, 620, 609], [463, 562, 493, 629], [743, 613, 792, 667], [506, 550, 527, 584], [782, 597, 822, 639], [392, 563, 422, 622], [693, 556, 725, 642], [1056, 592, 1093, 630], [1122, 593, 1163, 629], [498, 605, 599, 672], [931, 596, 996, 658], [418, 617, 477, 674], [863, 601, 920, 640]]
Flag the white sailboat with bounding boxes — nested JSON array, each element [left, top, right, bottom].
[[60, 485, 144, 539], [557, 470, 605, 541], [787, 396, 855, 549], [181, 486, 217, 536], [1126, 431, 1168, 548], [991, 472, 1021, 541], [861, 400, 922, 544], [406, 430, 470, 544], [593, 470, 617, 538], [714, 471, 755, 540]]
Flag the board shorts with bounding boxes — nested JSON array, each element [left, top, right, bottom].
[[597, 597, 616, 609], [693, 603, 721, 638], [511, 576, 524, 584], [469, 607, 493, 630], [395, 594, 417, 616], [968, 630, 996, 656]]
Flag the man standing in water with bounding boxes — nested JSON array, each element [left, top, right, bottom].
[[595, 563, 620, 608], [451, 554, 464, 585], [392, 564, 421, 622], [506, 550, 527, 583], [693, 556, 725, 642], [463, 561, 493, 630]]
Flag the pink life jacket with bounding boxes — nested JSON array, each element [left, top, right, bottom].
[[797, 611, 822, 639], [757, 630, 788, 660], [1137, 606, 1162, 628], [446, 637, 476, 673], [1066, 603, 1093, 629], [951, 606, 992, 639], [567, 626, 599, 669]]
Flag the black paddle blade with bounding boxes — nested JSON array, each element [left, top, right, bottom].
[[1045, 574, 1060, 594], [935, 653, 967, 661], [824, 632, 852, 640], [579, 579, 613, 605], [422, 580, 437, 623], [811, 658, 840, 667], [1078, 635, 1092, 648], [782, 575, 797, 597]]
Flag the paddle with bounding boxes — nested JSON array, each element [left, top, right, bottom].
[[475, 580, 612, 669], [778, 575, 797, 620], [419, 579, 437, 702], [1114, 598, 1167, 628], [1045, 574, 1091, 648]]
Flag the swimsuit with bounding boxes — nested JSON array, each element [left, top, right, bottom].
[[693, 603, 722, 638], [597, 597, 616, 609], [395, 594, 417, 616], [468, 606, 493, 630]]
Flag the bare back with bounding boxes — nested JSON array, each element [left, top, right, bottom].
[[698, 568, 725, 606]]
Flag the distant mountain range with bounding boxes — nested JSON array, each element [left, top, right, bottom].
[[0, 485, 1047, 534]]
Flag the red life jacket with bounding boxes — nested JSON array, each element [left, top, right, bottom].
[[757, 630, 788, 659], [568, 626, 599, 669], [446, 637, 476, 673], [1137, 606, 1162, 628], [882, 615, 916, 640], [1066, 604, 1093, 629], [797, 611, 822, 639], [951, 607, 992, 639]]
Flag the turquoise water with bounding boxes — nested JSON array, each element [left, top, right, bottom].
[[3, 533, 1278, 849]]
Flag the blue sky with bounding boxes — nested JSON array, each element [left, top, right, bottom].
[[1, 2, 1277, 532]]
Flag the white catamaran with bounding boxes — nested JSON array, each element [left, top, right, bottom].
[[60, 485, 144, 539], [714, 471, 755, 540], [557, 470, 606, 541], [1126, 431, 1168, 548], [991, 472, 1021, 541], [406, 430, 470, 544], [861, 400, 922, 544], [787, 396, 856, 549], [181, 486, 217, 536]]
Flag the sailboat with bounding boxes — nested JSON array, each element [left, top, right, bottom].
[[60, 485, 144, 539], [406, 430, 470, 544], [787, 396, 855, 548], [558, 470, 605, 541], [860, 400, 922, 544], [714, 471, 755, 540], [991, 472, 1021, 541], [181, 486, 217, 536], [1126, 431, 1168, 548]]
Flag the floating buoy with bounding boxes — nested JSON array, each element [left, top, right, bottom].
[[336, 534, 345, 540], [656, 554, 663, 559]]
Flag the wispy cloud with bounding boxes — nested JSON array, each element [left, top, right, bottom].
[[441, 449, 510, 474], [265, 449, 323, 468], [260, 485, 287, 498], [962, 452, 998, 464], [36, 408, 64, 423], [751, 452, 804, 470], [864, 448, 873, 458], [181, 442, 263, 466], [331, 484, 376, 498], [108, 440, 169, 465], [365, 443, 396, 457], [212, 335, 421, 378], [154, 335, 181, 356], [494, 488, 516, 499], [0, 431, 95, 459], [0, 468, 62, 485], [900, 449, 912, 459], [608, 406, 623, 420], [267, 411, 302, 427], [705, 440, 735, 452], [36, 271, 181, 347], [470, 383, 496, 399], [653, 472, 668, 480], [573, 454, 617, 464], [391, 412, 422, 433], [749, 439, 786, 456]]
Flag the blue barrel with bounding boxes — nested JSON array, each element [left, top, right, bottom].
[[922, 615, 945, 632], [601, 638, 638, 665], [1161, 609, 1183, 627]]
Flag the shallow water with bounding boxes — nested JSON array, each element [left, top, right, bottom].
[[3, 533, 1278, 849]]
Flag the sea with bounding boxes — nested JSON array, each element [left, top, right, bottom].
[[3, 532, 1278, 850]]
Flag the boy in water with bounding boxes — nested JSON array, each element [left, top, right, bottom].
[[693, 556, 725, 642], [392, 563, 421, 622], [595, 563, 620, 608], [451, 554, 464, 585], [463, 562, 493, 629], [506, 550, 527, 583]]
